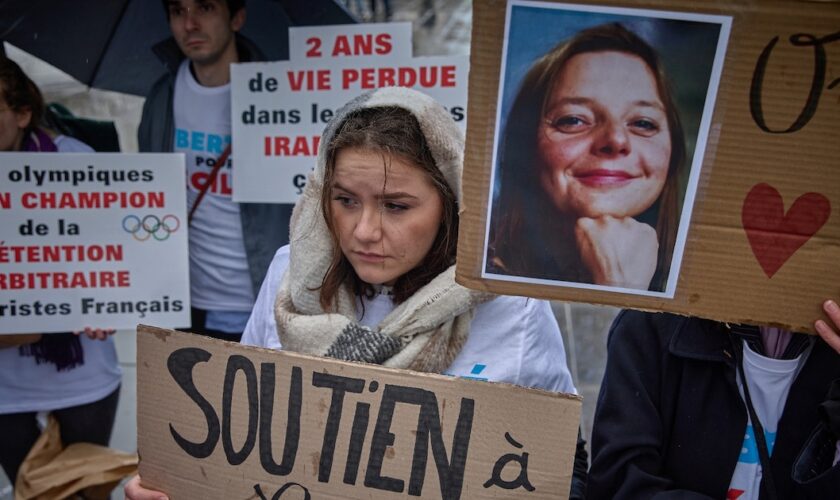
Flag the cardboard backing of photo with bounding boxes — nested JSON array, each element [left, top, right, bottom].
[[136, 325, 581, 499], [456, 0, 840, 333]]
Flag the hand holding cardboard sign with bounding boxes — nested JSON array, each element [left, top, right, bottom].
[[124, 475, 167, 500], [74, 327, 116, 341], [574, 216, 658, 289], [815, 300, 840, 355]]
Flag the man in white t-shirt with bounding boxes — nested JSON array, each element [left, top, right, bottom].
[[139, 0, 292, 342]]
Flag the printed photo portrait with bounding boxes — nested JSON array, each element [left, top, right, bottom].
[[483, 1, 731, 297]]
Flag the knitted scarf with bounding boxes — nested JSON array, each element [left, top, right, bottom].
[[274, 88, 493, 374], [18, 127, 85, 371]]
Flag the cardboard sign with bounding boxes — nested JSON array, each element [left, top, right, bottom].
[[456, 0, 840, 333], [137, 326, 581, 499], [231, 23, 468, 203], [0, 154, 190, 333]]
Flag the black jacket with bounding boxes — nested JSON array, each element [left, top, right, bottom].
[[587, 310, 840, 499]]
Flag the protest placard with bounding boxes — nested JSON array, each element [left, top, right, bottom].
[[456, 0, 840, 333], [0, 154, 189, 333], [137, 326, 582, 499], [231, 23, 469, 203]]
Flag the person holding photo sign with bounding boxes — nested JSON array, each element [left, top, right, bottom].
[[488, 24, 684, 292], [127, 87, 588, 499], [139, 0, 292, 342], [0, 58, 121, 490], [588, 303, 840, 499]]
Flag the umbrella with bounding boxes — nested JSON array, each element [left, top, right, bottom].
[[0, 0, 356, 96]]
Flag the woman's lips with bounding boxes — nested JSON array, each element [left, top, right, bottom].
[[574, 169, 636, 187], [354, 251, 386, 263]]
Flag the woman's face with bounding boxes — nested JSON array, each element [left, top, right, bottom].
[[536, 51, 671, 218], [0, 95, 31, 151], [329, 147, 444, 286]]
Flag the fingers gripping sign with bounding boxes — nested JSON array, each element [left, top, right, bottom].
[[73, 327, 116, 341], [124, 475, 168, 500], [574, 216, 659, 289], [815, 299, 840, 354]]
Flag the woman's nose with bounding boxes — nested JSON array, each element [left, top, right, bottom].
[[593, 120, 631, 157], [353, 206, 382, 242]]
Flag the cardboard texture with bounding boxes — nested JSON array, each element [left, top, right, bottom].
[[456, 0, 840, 332], [136, 326, 581, 499]]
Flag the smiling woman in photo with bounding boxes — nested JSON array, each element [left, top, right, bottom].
[[488, 23, 686, 292]]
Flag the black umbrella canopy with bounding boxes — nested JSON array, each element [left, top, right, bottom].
[[0, 0, 356, 96]]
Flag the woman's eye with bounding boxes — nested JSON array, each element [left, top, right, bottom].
[[333, 195, 356, 208], [546, 115, 590, 133], [383, 201, 409, 212], [629, 118, 661, 136]]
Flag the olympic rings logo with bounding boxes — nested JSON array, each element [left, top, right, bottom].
[[122, 214, 181, 242]]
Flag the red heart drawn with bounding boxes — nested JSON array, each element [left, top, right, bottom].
[[741, 183, 831, 278]]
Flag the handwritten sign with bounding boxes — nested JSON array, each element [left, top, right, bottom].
[[0, 154, 189, 333], [137, 326, 581, 499], [231, 23, 468, 203], [455, 0, 840, 333]]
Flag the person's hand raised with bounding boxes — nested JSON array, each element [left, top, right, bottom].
[[815, 299, 840, 355], [575, 215, 658, 289]]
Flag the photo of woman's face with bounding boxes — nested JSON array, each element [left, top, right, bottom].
[[536, 51, 672, 219]]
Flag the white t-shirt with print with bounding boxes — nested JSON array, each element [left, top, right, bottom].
[[173, 60, 253, 313], [727, 341, 809, 500], [242, 246, 577, 394]]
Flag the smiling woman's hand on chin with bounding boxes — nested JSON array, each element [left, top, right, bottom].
[[574, 216, 658, 289]]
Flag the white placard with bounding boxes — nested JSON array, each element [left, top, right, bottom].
[[0, 153, 190, 333], [232, 22, 468, 203]]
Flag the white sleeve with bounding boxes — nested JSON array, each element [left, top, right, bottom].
[[517, 299, 578, 394], [461, 296, 577, 394], [241, 246, 289, 350], [54, 135, 95, 153]]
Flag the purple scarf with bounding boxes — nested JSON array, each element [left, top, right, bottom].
[[17, 128, 84, 370], [21, 128, 58, 152], [759, 326, 793, 359]]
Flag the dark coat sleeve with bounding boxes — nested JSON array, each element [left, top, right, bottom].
[[138, 75, 174, 153], [569, 429, 588, 500], [792, 375, 840, 498], [587, 311, 716, 500], [793, 422, 840, 498]]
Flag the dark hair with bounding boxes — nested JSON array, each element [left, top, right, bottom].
[[318, 106, 459, 309], [489, 23, 686, 291], [162, 0, 245, 19], [0, 58, 44, 139]]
